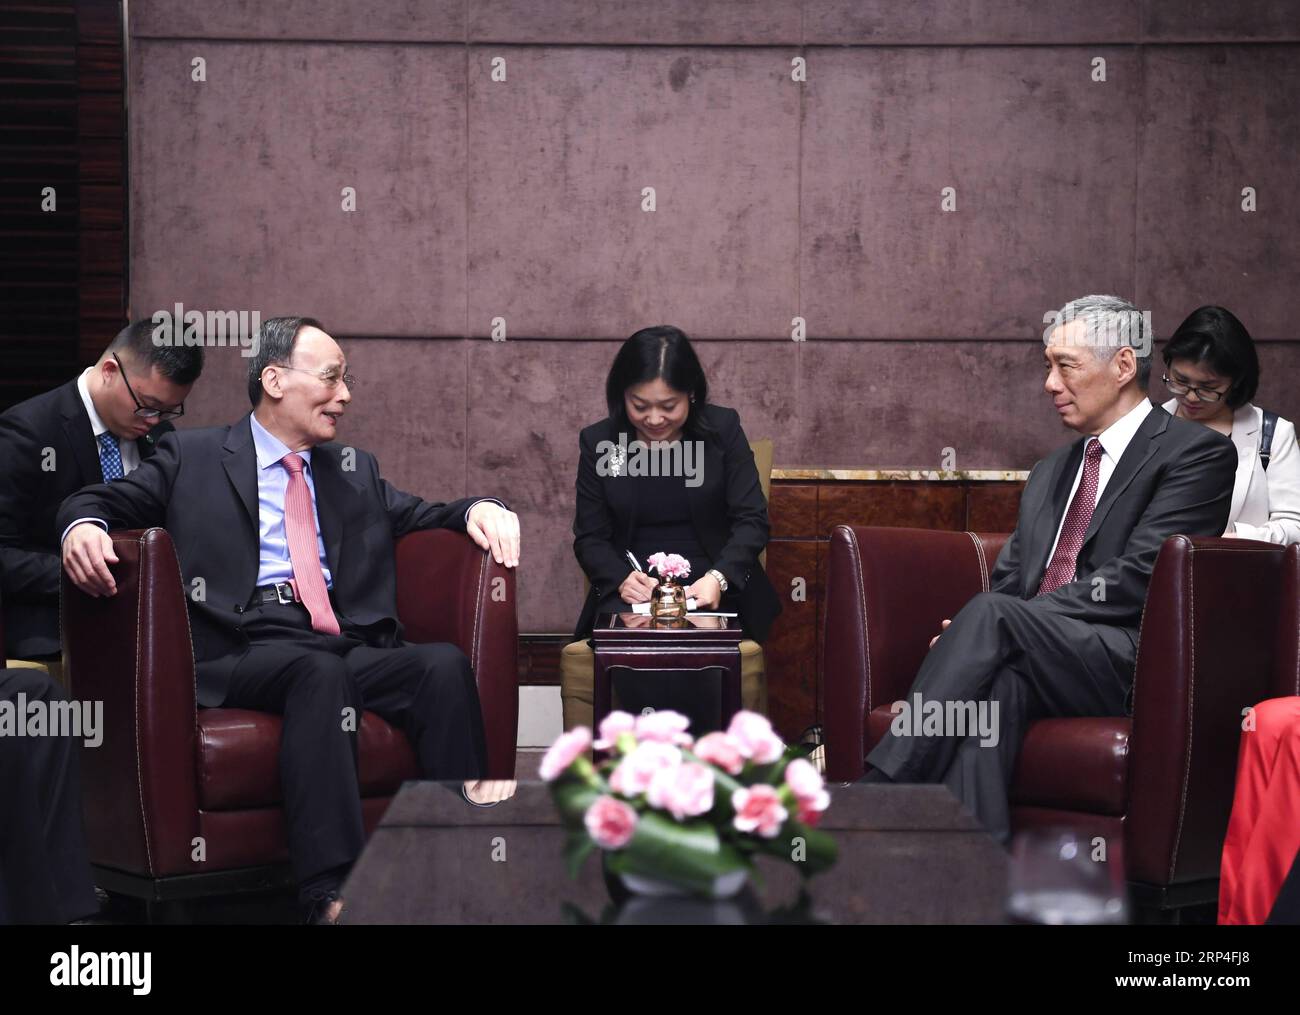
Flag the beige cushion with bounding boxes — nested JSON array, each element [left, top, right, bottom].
[[5, 657, 65, 689]]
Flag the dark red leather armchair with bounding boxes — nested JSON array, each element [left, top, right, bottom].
[[823, 526, 1287, 917], [61, 526, 518, 905]]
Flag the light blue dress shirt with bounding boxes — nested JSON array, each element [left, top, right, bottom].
[[250, 413, 333, 588]]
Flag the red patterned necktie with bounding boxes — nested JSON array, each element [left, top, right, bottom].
[[1037, 438, 1104, 597], [279, 452, 341, 635]]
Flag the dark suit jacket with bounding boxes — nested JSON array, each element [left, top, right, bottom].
[[55, 414, 486, 706], [0, 379, 171, 658], [572, 403, 782, 643], [988, 402, 1237, 670]]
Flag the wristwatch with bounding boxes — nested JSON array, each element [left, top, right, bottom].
[[707, 568, 729, 592]]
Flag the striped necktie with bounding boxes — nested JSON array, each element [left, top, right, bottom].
[[1037, 438, 1104, 596]]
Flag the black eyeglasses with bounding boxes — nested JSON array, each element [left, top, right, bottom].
[[1162, 373, 1226, 404], [112, 353, 186, 420]]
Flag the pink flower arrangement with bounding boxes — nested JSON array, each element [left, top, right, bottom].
[[584, 795, 638, 849], [634, 709, 693, 746], [543, 708, 837, 894], [727, 711, 785, 765], [646, 551, 691, 582], [539, 726, 592, 782], [593, 710, 636, 751], [693, 731, 746, 775], [609, 740, 681, 796], [785, 758, 830, 827], [731, 785, 789, 838], [646, 761, 715, 820]]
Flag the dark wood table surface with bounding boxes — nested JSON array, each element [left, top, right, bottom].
[[343, 782, 1010, 924]]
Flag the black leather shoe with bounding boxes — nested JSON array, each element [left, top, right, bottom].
[[303, 889, 345, 925]]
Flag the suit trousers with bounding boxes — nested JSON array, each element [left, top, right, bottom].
[[0, 668, 97, 924], [219, 600, 488, 890], [865, 591, 1131, 844]]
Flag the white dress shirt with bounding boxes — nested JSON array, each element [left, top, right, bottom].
[[77, 367, 140, 476], [1045, 397, 1155, 564], [1161, 398, 1300, 545]]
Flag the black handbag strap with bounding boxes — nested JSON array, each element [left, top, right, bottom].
[[1260, 410, 1279, 471]]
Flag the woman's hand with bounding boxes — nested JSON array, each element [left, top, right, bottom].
[[619, 570, 658, 604], [687, 573, 722, 610]]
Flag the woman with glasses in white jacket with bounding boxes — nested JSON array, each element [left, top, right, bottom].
[[1159, 305, 1300, 545]]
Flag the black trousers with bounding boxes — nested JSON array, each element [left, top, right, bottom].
[[865, 591, 1132, 845], [0, 668, 97, 924], [218, 601, 488, 892]]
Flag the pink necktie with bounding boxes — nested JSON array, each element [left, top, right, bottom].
[[280, 453, 341, 635], [1037, 438, 1104, 597]]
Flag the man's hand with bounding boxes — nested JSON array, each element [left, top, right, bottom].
[[464, 779, 517, 805], [686, 573, 722, 610], [467, 501, 520, 567], [619, 570, 658, 604], [929, 619, 951, 649], [61, 523, 119, 597]]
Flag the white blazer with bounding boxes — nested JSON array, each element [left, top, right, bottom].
[[1162, 398, 1300, 544]]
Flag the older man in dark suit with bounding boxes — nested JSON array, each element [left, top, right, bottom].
[[59, 317, 520, 922], [0, 320, 203, 664], [863, 295, 1238, 845]]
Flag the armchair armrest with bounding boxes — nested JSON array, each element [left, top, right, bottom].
[[395, 529, 518, 778], [60, 527, 200, 875], [1127, 535, 1286, 886], [822, 525, 1006, 780]]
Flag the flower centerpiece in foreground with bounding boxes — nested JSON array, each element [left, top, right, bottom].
[[542, 709, 837, 898]]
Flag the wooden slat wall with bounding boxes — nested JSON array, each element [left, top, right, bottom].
[[0, 0, 123, 413], [0, 1, 79, 407], [76, 0, 126, 366]]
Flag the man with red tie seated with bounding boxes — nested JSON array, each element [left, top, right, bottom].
[[58, 317, 520, 923], [862, 295, 1238, 846]]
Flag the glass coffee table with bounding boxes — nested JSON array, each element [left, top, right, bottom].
[[341, 782, 1009, 924]]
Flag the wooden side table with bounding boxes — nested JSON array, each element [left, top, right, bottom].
[[591, 613, 745, 734]]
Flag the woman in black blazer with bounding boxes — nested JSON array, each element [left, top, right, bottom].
[[568, 326, 781, 730]]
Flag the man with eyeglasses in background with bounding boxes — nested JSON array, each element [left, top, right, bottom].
[[0, 319, 203, 671], [58, 316, 519, 923]]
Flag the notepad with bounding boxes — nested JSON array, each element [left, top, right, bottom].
[[631, 598, 699, 615]]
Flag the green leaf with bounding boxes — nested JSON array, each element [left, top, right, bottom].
[[551, 781, 601, 828], [607, 811, 749, 896], [562, 831, 597, 880]]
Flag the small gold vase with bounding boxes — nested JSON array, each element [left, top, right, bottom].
[[650, 578, 688, 625]]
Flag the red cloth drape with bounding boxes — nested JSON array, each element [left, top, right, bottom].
[[1219, 696, 1300, 925]]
